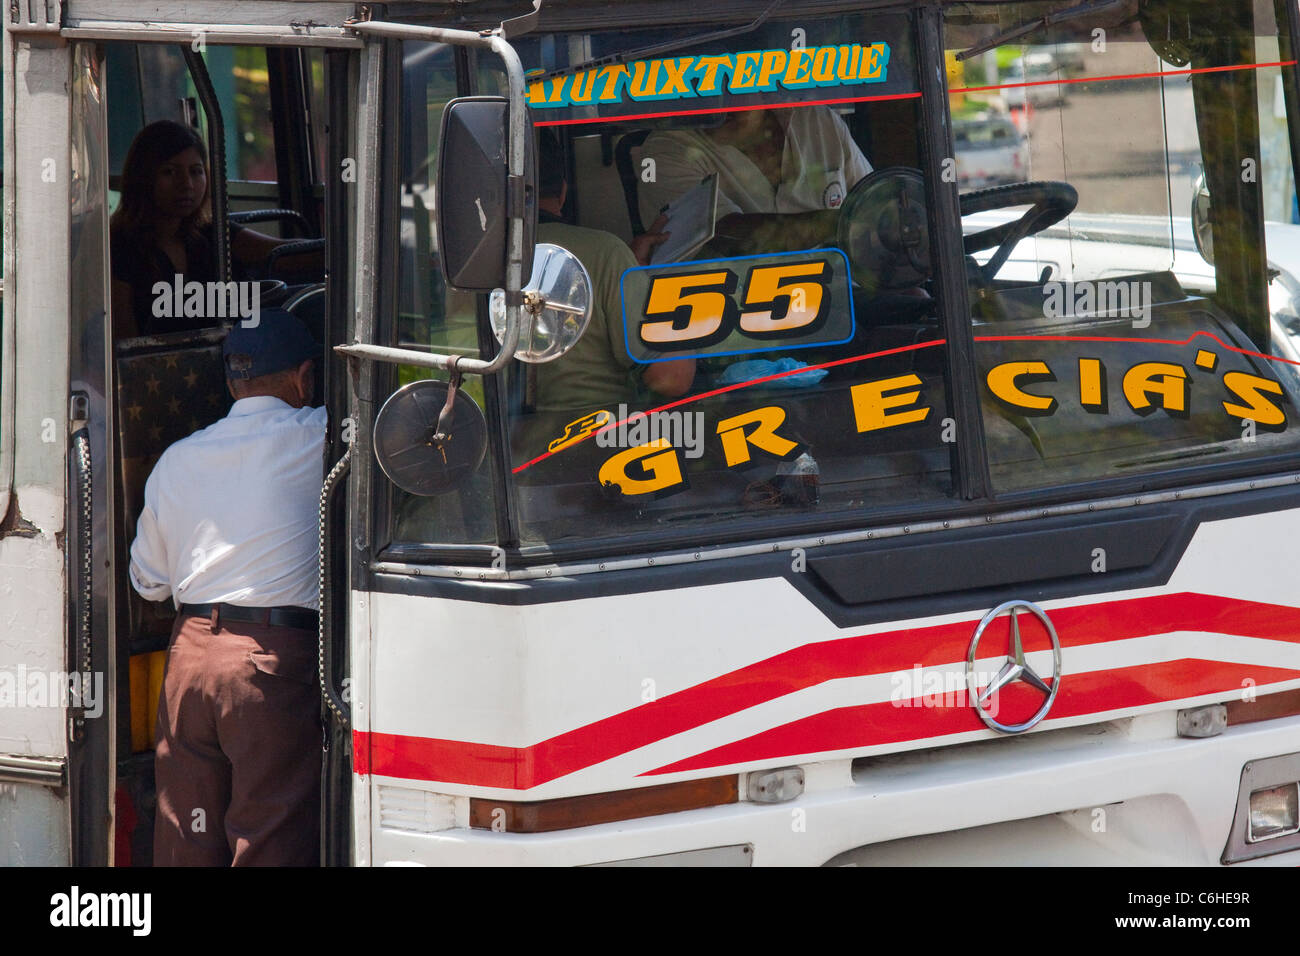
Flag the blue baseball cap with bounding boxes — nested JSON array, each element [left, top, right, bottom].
[[223, 308, 319, 380]]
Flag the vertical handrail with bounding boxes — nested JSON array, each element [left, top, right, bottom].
[[181, 46, 230, 283], [318, 447, 352, 727], [70, 427, 93, 737]]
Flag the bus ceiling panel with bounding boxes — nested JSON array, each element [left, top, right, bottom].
[[57, 0, 363, 46]]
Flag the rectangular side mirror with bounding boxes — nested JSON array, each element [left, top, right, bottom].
[[436, 96, 536, 291]]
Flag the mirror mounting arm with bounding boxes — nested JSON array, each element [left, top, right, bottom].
[[348, 19, 530, 375], [333, 330, 519, 375]]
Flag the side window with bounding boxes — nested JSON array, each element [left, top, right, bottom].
[[946, 0, 1300, 492], [306, 48, 328, 184], [502, 13, 954, 548], [387, 42, 499, 546], [106, 45, 277, 186], [225, 47, 277, 182]]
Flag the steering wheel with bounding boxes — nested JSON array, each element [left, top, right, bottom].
[[960, 181, 1078, 284], [838, 171, 1078, 295]]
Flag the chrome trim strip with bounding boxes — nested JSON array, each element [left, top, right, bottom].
[[60, 25, 362, 45], [371, 472, 1300, 581], [0, 754, 67, 788], [57, 0, 361, 43]]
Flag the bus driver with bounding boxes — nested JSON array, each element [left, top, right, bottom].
[[638, 104, 872, 254]]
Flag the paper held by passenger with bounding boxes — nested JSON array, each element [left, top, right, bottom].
[[649, 173, 719, 265]]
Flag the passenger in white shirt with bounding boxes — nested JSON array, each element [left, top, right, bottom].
[[640, 104, 872, 253], [133, 308, 327, 867], [129, 369, 326, 611]]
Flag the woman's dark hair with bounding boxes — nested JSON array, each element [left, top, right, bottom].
[[110, 120, 211, 239]]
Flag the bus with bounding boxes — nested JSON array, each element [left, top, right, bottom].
[[3, 0, 1300, 866]]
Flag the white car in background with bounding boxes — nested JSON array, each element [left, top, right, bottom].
[[953, 113, 1030, 189], [1002, 56, 1068, 109]]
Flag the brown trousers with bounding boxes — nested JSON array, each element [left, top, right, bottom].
[[153, 612, 321, 866]]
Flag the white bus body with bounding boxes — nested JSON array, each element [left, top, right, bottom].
[[3, 0, 1300, 866]]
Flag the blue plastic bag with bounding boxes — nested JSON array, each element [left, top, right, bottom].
[[717, 357, 828, 388]]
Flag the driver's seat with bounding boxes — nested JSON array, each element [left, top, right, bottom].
[[614, 129, 652, 236]]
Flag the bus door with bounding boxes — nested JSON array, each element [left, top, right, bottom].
[[103, 32, 354, 865], [0, 1, 360, 865]]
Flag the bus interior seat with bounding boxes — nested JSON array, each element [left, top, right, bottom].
[[228, 207, 312, 238], [855, 98, 918, 168], [399, 186, 445, 348], [284, 283, 327, 407], [266, 238, 326, 284], [614, 129, 651, 236], [114, 329, 232, 753], [284, 282, 325, 338]]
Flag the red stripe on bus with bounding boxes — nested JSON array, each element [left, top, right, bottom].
[[355, 592, 1300, 788], [352, 729, 370, 775], [531, 61, 1296, 129], [512, 338, 946, 473], [951, 60, 1298, 96], [515, 329, 1300, 474], [644, 659, 1300, 775], [533, 92, 923, 128], [367, 733, 522, 790], [972, 330, 1300, 367]]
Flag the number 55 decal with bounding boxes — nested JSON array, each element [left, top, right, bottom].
[[622, 249, 853, 363], [640, 269, 739, 350], [738, 260, 831, 338]]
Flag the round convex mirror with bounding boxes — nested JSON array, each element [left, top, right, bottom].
[[489, 242, 593, 363], [373, 379, 488, 496]]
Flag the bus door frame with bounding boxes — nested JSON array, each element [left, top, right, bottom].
[[6, 0, 360, 865]]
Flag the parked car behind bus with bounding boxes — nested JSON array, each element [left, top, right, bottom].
[[954, 112, 1030, 189]]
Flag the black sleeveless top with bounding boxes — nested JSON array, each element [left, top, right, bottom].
[[111, 221, 246, 336]]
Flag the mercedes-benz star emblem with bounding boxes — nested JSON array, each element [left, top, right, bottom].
[[966, 600, 1062, 734]]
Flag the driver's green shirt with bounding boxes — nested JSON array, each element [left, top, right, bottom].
[[534, 221, 641, 414]]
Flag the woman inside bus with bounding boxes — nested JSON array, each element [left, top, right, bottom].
[[110, 120, 305, 338]]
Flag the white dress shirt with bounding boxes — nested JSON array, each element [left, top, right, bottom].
[[640, 105, 873, 223], [129, 396, 328, 611]]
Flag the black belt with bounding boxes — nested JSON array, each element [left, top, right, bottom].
[[180, 602, 319, 631]]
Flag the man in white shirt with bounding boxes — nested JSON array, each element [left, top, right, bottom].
[[639, 104, 872, 253], [131, 308, 326, 866]]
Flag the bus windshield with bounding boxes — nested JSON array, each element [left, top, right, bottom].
[[387, 0, 1300, 558]]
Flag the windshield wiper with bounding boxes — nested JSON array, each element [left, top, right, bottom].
[[956, 0, 1125, 61], [533, 0, 789, 83]]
